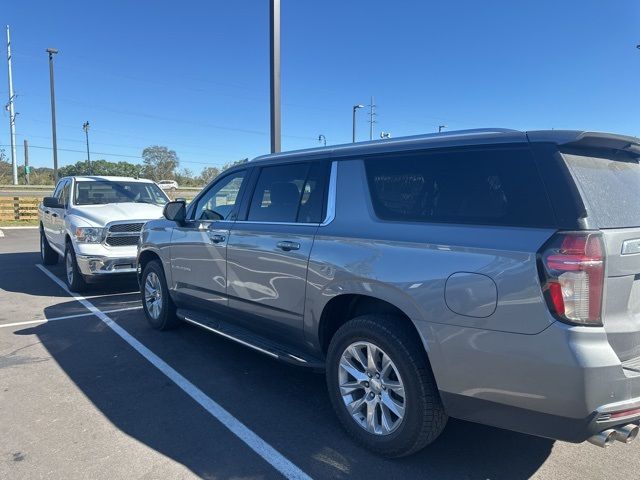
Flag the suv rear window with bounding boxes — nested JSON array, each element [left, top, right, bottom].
[[364, 147, 555, 228], [562, 149, 640, 228]]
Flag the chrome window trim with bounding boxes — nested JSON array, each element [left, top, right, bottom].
[[233, 160, 338, 228], [320, 161, 337, 227]]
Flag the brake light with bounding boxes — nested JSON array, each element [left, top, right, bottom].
[[538, 232, 605, 326]]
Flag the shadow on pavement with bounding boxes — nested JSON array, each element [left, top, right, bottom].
[[12, 297, 554, 480]]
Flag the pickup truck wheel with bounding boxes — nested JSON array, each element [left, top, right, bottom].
[[65, 243, 88, 292], [40, 228, 58, 265], [141, 259, 178, 330], [326, 314, 447, 458]]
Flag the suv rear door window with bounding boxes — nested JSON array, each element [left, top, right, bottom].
[[562, 150, 640, 228], [364, 147, 555, 228], [247, 163, 327, 223]]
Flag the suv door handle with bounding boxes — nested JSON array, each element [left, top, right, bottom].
[[51, 213, 58, 218], [209, 233, 226, 244], [276, 241, 300, 252]]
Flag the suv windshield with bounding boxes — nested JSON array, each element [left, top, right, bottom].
[[562, 149, 640, 228], [74, 181, 169, 206]]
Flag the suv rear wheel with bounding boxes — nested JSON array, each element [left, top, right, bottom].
[[326, 314, 447, 457], [141, 259, 178, 330], [40, 227, 58, 265]]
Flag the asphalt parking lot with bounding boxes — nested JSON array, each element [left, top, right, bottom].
[[2, 228, 640, 480]]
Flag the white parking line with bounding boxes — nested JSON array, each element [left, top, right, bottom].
[[35, 264, 312, 480], [0, 306, 142, 329], [0, 230, 4, 238]]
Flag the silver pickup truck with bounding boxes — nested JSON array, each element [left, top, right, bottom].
[[39, 175, 168, 291]]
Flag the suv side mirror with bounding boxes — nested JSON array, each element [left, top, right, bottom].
[[163, 200, 186, 224], [43, 196, 62, 209]]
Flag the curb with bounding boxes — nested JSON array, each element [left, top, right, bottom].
[[0, 226, 39, 230]]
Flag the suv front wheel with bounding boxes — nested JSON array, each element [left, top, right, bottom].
[[141, 259, 178, 330], [326, 314, 447, 457]]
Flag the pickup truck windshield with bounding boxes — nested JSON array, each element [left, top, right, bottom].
[[74, 181, 169, 206]]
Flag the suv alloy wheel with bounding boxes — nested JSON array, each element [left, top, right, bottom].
[[326, 314, 447, 457]]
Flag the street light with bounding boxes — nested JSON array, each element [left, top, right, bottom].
[[352, 104, 364, 143], [438, 125, 447, 133], [318, 134, 326, 146], [83, 121, 92, 175], [46, 47, 59, 182]]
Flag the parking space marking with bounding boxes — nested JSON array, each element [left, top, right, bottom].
[[35, 264, 313, 480], [0, 306, 142, 329], [0, 230, 4, 238]]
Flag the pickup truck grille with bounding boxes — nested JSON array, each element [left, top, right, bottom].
[[105, 236, 140, 247], [105, 222, 144, 247], [108, 223, 145, 233]]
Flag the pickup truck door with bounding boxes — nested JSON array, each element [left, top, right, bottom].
[[50, 179, 71, 250], [170, 170, 247, 310], [226, 161, 329, 345], [41, 179, 68, 251]]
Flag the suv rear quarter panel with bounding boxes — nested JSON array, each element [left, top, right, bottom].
[[305, 159, 563, 408]]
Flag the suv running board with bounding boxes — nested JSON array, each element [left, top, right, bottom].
[[176, 308, 325, 369]]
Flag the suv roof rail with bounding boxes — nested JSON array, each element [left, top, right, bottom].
[[251, 128, 522, 163]]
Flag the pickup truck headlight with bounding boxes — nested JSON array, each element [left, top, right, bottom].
[[74, 227, 104, 243]]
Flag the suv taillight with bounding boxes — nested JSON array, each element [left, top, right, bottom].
[[538, 232, 605, 326]]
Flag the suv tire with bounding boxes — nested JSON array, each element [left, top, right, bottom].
[[40, 227, 58, 265], [326, 314, 447, 457], [64, 242, 88, 292], [141, 259, 179, 330]]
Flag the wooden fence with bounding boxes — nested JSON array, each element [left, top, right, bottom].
[[0, 197, 41, 221]]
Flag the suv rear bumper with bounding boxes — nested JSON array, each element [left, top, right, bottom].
[[427, 320, 640, 442]]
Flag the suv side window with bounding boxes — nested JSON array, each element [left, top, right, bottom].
[[247, 162, 327, 223], [364, 147, 555, 228], [193, 170, 246, 221]]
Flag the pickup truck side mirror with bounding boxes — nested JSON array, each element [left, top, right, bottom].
[[42, 196, 63, 209], [163, 200, 186, 224]]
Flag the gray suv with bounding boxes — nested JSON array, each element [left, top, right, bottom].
[[138, 128, 640, 456]]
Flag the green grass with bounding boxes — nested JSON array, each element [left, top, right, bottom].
[[0, 219, 39, 227]]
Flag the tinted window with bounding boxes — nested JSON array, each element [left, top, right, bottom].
[[563, 150, 640, 228], [75, 181, 168, 205], [194, 170, 245, 221], [60, 181, 71, 208], [247, 163, 327, 223], [365, 147, 554, 227]]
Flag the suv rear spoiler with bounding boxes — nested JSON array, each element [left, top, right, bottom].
[[528, 130, 640, 156]]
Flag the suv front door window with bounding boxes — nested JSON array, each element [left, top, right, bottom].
[[171, 170, 247, 309]]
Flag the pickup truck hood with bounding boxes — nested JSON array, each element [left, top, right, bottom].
[[67, 203, 165, 227]]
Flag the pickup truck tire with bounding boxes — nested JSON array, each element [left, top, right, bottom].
[[65, 242, 88, 292], [141, 259, 178, 330], [326, 314, 447, 458], [40, 227, 58, 265]]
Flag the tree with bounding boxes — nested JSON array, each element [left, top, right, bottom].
[[141, 146, 179, 181], [221, 158, 248, 171], [59, 159, 141, 178], [200, 166, 220, 184]]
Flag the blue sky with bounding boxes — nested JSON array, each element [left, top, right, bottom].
[[2, 0, 640, 173]]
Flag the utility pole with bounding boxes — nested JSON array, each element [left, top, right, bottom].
[[352, 104, 364, 143], [6, 26, 18, 185], [46, 47, 59, 182], [318, 134, 326, 146], [368, 96, 376, 141], [269, 0, 281, 153], [438, 125, 447, 133], [23, 139, 29, 185], [83, 121, 91, 174]]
